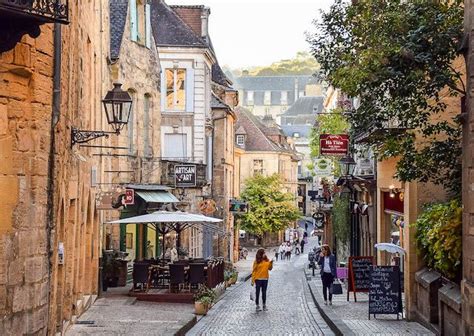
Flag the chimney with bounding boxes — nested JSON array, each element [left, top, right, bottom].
[[201, 7, 211, 39]]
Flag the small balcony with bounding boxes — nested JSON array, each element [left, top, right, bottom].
[[353, 118, 407, 144], [0, 0, 69, 52]]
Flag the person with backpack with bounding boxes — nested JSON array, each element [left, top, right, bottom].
[[251, 248, 273, 311]]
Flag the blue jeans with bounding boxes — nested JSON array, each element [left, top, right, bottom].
[[255, 279, 268, 306]]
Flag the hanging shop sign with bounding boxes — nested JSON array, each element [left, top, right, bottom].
[[123, 189, 135, 205], [319, 134, 349, 156], [175, 164, 197, 187], [314, 158, 333, 176]]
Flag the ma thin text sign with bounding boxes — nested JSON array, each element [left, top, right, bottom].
[[175, 164, 196, 187], [320, 134, 349, 156]]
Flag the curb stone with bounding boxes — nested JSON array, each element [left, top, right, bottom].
[[175, 315, 197, 336], [304, 268, 356, 336]]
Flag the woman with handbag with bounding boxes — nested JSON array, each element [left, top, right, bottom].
[[251, 248, 273, 311], [318, 244, 337, 305]]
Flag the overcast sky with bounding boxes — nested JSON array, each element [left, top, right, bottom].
[[167, 0, 334, 69]]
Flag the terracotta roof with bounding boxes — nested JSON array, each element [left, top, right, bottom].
[[235, 108, 298, 159], [151, 0, 207, 48]]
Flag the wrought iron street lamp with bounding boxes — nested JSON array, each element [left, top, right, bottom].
[[339, 155, 356, 177], [71, 83, 132, 146]]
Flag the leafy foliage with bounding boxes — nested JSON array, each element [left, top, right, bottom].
[[231, 52, 320, 77], [308, 108, 349, 176], [308, 0, 464, 196], [194, 286, 216, 304], [412, 200, 462, 280], [240, 174, 301, 237], [332, 193, 350, 244]]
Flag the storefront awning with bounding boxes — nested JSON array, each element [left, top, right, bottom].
[[135, 190, 179, 203]]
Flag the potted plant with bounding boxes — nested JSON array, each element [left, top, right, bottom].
[[177, 247, 188, 260], [231, 270, 238, 284], [224, 270, 232, 287], [194, 286, 216, 315]]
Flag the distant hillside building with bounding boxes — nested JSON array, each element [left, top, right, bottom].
[[280, 96, 324, 178], [234, 75, 322, 121]]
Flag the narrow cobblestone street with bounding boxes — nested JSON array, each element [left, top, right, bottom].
[[188, 238, 334, 336]]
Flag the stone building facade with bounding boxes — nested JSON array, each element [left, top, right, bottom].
[[0, 23, 57, 334], [105, 0, 163, 263], [234, 107, 299, 246], [0, 0, 110, 334]]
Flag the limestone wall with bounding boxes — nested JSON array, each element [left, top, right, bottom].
[[0, 24, 55, 335]]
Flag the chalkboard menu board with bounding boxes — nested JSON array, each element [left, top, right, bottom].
[[368, 266, 402, 318], [347, 256, 374, 302]]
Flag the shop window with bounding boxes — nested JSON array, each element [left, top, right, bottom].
[[126, 233, 133, 249]]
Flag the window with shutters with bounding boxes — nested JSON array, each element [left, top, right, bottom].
[[165, 69, 186, 111], [247, 91, 254, 105], [163, 133, 187, 160], [264, 91, 271, 105], [253, 160, 264, 176], [130, 0, 147, 44]]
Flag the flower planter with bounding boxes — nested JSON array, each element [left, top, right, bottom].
[[194, 301, 208, 315]]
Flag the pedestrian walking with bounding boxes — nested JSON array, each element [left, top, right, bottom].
[[285, 242, 292, 260], [274, 248, 279, 261], [300, 238, 306, 253], [294, 239, 300, 255], [279, 243, 286, 260], [318, 244, 337, 305], [251, 248, 273, 311]]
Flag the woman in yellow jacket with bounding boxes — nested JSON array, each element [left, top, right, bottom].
[[251, 248, 273, 311]]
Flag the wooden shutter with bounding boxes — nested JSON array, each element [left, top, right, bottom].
[[130, 0, 138, 42]]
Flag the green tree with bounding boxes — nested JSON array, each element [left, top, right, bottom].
[[308, 0, 464, 197], [240, 174, 301, 237], [308, 108, 349, 176]]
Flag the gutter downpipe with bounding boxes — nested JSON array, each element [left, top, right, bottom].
[[46, 22, 62, 335]]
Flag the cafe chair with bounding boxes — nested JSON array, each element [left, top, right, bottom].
[[132, 262, 150, 292], [169, 264, 187, 293], [188, 263, 206, 291]]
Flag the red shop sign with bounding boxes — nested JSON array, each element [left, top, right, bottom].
[[123, 189, 135, 205], [319, 134, 349, 156]]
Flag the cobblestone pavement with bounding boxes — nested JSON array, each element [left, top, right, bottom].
[[188, 239, 334, 336], [307, 267, 434, 335]]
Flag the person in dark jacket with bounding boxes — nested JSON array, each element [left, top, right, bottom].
[[300, 238, 306, 253], [317, 244, 337, 305]]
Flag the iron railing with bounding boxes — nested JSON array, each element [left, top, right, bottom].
[[0, 0, 69, 23]]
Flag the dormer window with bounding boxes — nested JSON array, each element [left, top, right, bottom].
[[236, 135, 245, 146]]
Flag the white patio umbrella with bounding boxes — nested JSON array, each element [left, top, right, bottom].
[[374, 243, 405, 255], [107, 210, 222, 224], [107, 211, 222, 261]]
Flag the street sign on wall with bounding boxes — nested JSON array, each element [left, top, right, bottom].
[[314, 158, 333, 176], [175, 164, 197, 187], [123, 189, 135, 205], [319, 134, 349, 156]]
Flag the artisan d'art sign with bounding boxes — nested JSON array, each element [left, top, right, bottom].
[[319, 134, 349, 156], [175, 164, 197, 187]]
